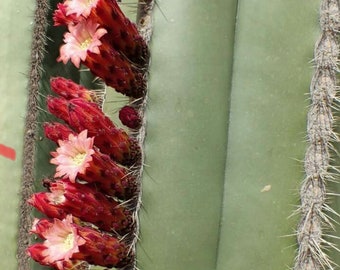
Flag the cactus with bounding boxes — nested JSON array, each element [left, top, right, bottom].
[[1, 0, 340, 269]]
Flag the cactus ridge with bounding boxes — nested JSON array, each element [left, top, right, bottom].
[[294, 0, 340, 269], [17, 0, 50, 268]]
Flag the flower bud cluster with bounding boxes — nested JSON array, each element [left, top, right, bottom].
[[54, 0, 148, 98], [28, 76, 141, 269], [26, 1, 148, 267]]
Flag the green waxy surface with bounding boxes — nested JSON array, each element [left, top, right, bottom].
[[138, 1, 237, 269], [0, 0, 34, 268], [216, 1, 319, 269], [138, 0, 319, 270]]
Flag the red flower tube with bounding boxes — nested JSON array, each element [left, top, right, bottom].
[[53, 3, 81, 26], [43, 122, 76, 143], [47, 96, 141, 166], [53, 0, 149, 66], [26, 244, 86, 270], [49, 130, 137, 199], [28, 179, 133, 234], [57, 19, 146, 98], [27, 215, 132, 269], [50, 77, 99, 102]]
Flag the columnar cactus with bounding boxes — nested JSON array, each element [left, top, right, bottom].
[[12, 1, 340, 270]]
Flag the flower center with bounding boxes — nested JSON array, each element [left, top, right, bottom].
[[49, 193, 66, 205], [63, 233, 75, 251], [80, 38, 92, 50], [72, 152, 87, 166]]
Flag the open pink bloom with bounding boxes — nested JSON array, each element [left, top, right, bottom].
[[64, 0, 98, 17], [28, 215, 131, 269], [28, 216, 86, 267], [42, 216, 86, 263], [47, 97, 141, 166], [27, 243, 84, 270], [58, 19, 107, 68], [50, 130, 95, 182]]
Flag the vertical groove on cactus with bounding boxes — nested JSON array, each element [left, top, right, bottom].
[[294, 1, 340, 269], [17, 0, 49, 268]]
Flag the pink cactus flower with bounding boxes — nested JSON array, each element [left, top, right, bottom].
[[64, 0, 99, 17], [28, 216, 86, 267], [58, 19, 107, 68], [54, 0, 149, 67], [41, 216, 86, 263], [50, 130, 95, 182], [28, 215, 131, 269]]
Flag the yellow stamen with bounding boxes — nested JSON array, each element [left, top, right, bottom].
[[63, 233, 75, 251], [80, 38, 92, 50], [73, 152, 86, 165]]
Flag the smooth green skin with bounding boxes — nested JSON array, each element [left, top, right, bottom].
[[0, 0, 34, 268], [217, 1, 319, 269], [138, 0, 320, 270], [138, 1, 237, 269]]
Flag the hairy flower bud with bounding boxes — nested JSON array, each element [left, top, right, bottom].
[[57, 18, 146, 98], [28, 179, 133, 234], [54, 0, 149, 66], [47, 97, 141, 166], [43, 122, 76, 143], [49, 130, 137, 199], [50, 77, 98, 102], [119, 105, 142, 129]]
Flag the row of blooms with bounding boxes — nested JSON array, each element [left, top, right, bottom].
[[54, 0, 148, 98], [27, 77, 139, 269], [27, 0, 147, 269]]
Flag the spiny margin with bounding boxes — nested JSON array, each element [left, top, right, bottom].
[[294, 1, 340, 269], [17, 0, 49, 269], [124, 1, 155, 270]]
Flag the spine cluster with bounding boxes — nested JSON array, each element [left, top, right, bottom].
[[23, 1, 154, 269], [294, 0, 340, 269]]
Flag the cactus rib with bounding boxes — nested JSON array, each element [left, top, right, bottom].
[[17, 0, 49, 268], [294, 0, 340, 269]]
